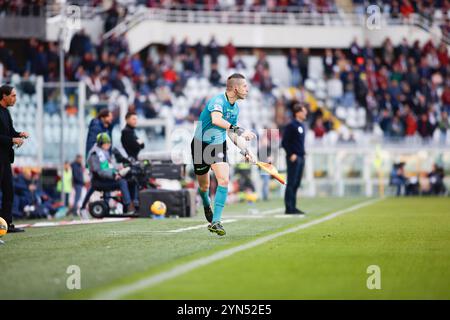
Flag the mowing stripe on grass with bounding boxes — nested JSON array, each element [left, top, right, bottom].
[[93, 198, 381, 300], [108, 206, 288, 236]]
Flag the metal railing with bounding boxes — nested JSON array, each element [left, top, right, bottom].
[[102, 7, 365, 40]]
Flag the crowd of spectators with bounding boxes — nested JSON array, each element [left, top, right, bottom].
[[1, 10, 450, 143], [0, 0, 46, 17], [286, 37, 450, 142], [353, 0, 449, 19]]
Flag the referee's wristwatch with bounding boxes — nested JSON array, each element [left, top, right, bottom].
[[229, 124, 244, 135]]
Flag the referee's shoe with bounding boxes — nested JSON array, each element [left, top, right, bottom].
[[208, 222, 226, 236]]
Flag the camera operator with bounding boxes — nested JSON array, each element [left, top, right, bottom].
[[121, 111, 144, 208], [87, 133, 133, 214]]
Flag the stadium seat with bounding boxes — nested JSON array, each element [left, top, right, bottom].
[[304, 79, 316, 92]]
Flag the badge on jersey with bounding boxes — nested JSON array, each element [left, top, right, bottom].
[[298, 126, 304, 134]]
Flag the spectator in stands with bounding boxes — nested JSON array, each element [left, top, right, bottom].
[[20, 71, 36, 95], [71, 155, 84, 216], [208, 36, 220, 65], [287, 48, 301, 87], [400, 0, 414, 20], [342, 71, 356, 108], [389, 113, 405, 138], [312, 117, 326, 139], [298, 48, 309, 84], [382, 38, 395, 66], [209, 63, 222, 87], [349, 38, 361, 64], [162, 64, 178, 87], [85, 70, 102, 97], [438, 111, 450, 144], [85, 108, 113, 156], [379, 109, 392, 137], [323, 48, 335, 79], [234, 54, 247, 71], [417, 112, 435, 140], [167, 37, 178, 59], [69, 29, 92, 58], [104, 1, 120, 33], [194, 40, 205, 72], [223, 40, 236, 68], [0, 40, 18, 73], [260, 68, 274, 96], [403, 105, 418, 137], [327, 72, 343, 109], [365, 90, 378, 131], [442, 81, 450, 113]]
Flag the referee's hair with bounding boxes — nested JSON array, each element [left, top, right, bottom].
[[226, 73, 245, 90], [0, 84, 14, 100], [97, 108, 111, 119]]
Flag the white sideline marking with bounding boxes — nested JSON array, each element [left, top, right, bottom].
[[108, 207, 286, 235], [273, 214, 305, 218], [93, 198, 382, 300], [260, 208, 284, 215]]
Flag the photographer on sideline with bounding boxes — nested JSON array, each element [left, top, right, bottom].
[[87, 133, 133, 214], [121, 111, 144, 208]]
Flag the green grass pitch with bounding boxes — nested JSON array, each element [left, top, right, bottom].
[[0, 197, 449, 299]]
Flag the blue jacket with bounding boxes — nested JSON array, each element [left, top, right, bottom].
[[281, 119, 306, 158], [85, 118, 113, 156], [71, 161, 84, 186]]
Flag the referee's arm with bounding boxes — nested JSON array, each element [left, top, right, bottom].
[[211, 111, 232, 129], [212, 111, 256, 144]]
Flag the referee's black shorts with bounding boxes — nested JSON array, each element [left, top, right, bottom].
[[191, 138, 227, 176]]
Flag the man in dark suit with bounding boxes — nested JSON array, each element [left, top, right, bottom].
[[121, 111, 144, 208], [121, 111, 144, 160], [0, 85, 29, 232], [281, 103, 308, 215]]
